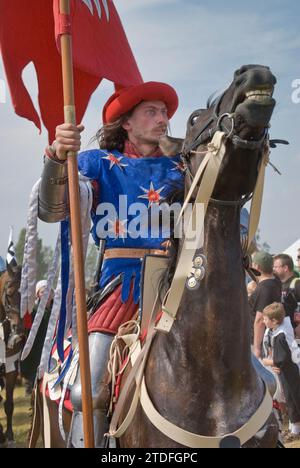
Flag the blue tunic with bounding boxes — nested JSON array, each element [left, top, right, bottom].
[[78, 149, 184, 303]]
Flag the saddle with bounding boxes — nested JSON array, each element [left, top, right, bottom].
[[107, 254, 169, 420]]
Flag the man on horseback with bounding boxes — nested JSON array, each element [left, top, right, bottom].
[[38, 81, 182, 447]]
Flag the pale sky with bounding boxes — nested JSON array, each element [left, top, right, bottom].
[[0, 0, 299, 257]]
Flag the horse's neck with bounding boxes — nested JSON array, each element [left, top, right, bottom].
[[204, 204, 244, 287], [174, 203, 251, 367]]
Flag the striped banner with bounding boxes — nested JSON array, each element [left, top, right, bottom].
[[6, 225, 17, 267]]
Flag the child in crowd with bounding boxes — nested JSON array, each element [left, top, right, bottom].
[[262, 302, 300, 440]]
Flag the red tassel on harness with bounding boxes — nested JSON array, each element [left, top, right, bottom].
[[23, 311, 33, 330]]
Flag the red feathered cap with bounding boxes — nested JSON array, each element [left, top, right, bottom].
[[102, 82, 178, 124]]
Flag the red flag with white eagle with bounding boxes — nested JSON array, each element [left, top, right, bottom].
[[0, 0, 143, 142]]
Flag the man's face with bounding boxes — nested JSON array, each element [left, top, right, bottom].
[[297, 252, 300, 271], [122, 100, 169, 145], [273, 260, 289, 281]]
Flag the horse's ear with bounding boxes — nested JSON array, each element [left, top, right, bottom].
[[159, 136, 184, 156]]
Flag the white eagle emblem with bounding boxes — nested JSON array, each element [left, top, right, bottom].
[[81, 0, 110, 21]]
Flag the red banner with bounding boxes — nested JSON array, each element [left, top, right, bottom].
[[54, 0, 143, 87], [0, 0, 142, 142]]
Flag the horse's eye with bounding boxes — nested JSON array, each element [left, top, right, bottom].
[[190, 114, 199, 126]]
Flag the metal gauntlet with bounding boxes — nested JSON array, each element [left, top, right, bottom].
[[38, 156, 69, 223]]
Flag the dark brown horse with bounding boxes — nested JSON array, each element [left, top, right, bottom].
[[0, 263, 23, 447], [119, 65, 279, 448], [34, 65, 279, 449]]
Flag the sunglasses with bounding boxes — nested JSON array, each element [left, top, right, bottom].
[[298, 256, 300, 260]]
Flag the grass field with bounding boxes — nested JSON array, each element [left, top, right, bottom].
[[1, 383, 299, 448], [0, 384, 32, 448]]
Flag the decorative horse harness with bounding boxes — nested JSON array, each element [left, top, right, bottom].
[[106, 95, 279, 447]]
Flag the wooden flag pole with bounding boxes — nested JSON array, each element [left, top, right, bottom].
[[59, 0, 95, 448]]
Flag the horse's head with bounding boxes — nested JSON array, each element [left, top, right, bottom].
[[182, 64, 276, 200]]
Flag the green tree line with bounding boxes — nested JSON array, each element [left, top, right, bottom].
[[15, 228, 98, 287], [15, 228, 54, 281]]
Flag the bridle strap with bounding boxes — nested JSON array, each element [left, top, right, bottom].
[[156, 133, 270, 334], [178, 148, 212, 221], [183, 118, 215, 154], [246, 141, 269, 252], [157, 131, 228, 334], [231, 129, 269, 151], [210, 193, 252, 207], [182, 93, 226, 155]]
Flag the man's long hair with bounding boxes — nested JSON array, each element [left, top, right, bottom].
[[93, 110, 133, 152]]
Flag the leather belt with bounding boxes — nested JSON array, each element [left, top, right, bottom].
[[104, 248, 168, 260]]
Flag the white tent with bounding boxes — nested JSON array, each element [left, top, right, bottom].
[[284, 239, 300, 265]]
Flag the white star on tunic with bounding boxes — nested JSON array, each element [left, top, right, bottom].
[[103, 154, 128, 171], [171, 160, 186, 173], [108, 218, 129, 241], [81, 0, 110, 21], [138, 182, 165, 208]]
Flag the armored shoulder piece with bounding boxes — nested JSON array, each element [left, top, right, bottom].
[[38, 156, 69, 223]]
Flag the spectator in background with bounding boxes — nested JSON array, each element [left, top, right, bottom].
[[262, 302, 300, 441], [249, 251, 282, 359], [297, 248, 300, 274], [273, 254, 300, 330]]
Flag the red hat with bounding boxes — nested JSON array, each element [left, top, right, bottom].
[[102, 82, 178, 124]]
